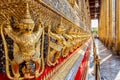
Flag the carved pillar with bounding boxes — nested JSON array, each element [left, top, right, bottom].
[[108, 0, 113, 49], [98, 7, 102, 40], [115, 0, 120, 53], [98, 0, 105, 41], [98, 1, 101, 40], [102, 0, 106, 43], [104, 0, 109, 46]]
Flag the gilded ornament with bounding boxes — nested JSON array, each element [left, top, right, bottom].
[[1, 3, 44, 79]]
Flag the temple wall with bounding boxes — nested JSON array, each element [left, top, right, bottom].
[[0, 0, 91, 80], [42, 0, 90, 29]]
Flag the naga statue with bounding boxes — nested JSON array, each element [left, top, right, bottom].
[[1, 3, 44, 80]]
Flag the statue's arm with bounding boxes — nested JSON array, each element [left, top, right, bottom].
[[63, 34, 72, 40], [34, 24, 43, 42], [4, 25, 19, 42], [63, 34, 69, 39], [49, 31, 60, 40]]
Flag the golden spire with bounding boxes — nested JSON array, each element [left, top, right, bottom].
[[55, 17, 65, 33], [58, 17, 64, 28], [60, 17, 62, 25], [20, 3, 34, 24]]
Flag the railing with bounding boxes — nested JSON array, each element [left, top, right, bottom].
[[93, 39, 101, 80]]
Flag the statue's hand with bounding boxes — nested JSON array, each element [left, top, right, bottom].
[[4, 21, 12, 30], [34, 22, 42, 32], [5, 25, 12, 30]]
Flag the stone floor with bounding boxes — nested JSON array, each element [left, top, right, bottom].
[[88, 39, 120, 80]]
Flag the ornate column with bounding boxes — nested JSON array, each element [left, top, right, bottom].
[[108, 0, 113, 49], [102, 0, 106, 43], [105, 0, 109, 46], [100, 0, 104, 41], [98, 2, 103, 41], [99, 0, 104, 42], [115, 0, 120, 53], [98, 15, 101, 40]]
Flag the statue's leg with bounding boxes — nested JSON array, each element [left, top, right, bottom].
[[11, 61, 20, 79], [62, 47, 69, 57], [54, 51, 60, 64], [62, 46, 66, 57], [47, 50, 57, 66], [70, 46, 73, 52], [34, 59, 40, 77], [65, 48, 69, 57]]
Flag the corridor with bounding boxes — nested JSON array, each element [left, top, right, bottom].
[[95, 39, 120, 80]]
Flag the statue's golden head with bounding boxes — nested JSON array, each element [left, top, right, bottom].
[[18, 3, 35, 34], [67, 27, 74, 34], [55, 23, 65, 34]]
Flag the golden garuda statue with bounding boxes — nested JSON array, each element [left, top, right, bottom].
[[1, 3, 44, 80], [46, 18, 68, 66]]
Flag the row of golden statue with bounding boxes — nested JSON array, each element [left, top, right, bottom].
[[0, 2, 90, 80]]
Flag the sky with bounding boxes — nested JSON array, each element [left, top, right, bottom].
[[91, 19, 98, 28]]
